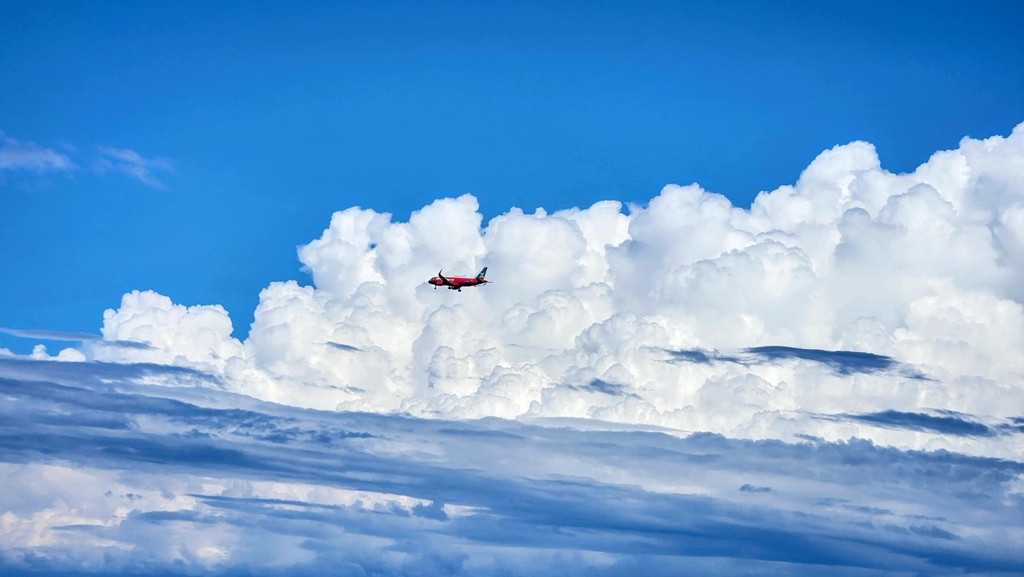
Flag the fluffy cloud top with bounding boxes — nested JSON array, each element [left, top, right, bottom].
[[83, 123, 1024, 458]]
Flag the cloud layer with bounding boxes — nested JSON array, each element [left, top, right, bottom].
[[0, 357, 1020, 576], [60, 122, 1024, 460]]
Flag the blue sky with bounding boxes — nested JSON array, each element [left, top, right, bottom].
[[2, 1, 1022, 345]]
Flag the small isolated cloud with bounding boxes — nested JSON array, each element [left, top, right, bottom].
[[0, 131, 76, 173], [96, 146, 174, 187]]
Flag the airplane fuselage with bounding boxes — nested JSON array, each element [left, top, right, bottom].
[[429, 268, 488, 291], [428, 276, 485, 290]]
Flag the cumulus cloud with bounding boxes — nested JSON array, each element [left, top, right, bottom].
[[95, 146, 174, 187], [10, 122, 1010, 457], [0, 132, 75, 173]]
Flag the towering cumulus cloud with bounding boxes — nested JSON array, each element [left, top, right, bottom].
[[93, 124, 1024, 457]]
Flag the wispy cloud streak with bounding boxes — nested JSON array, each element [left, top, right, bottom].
[[0, 132, 75, 173], [0, 328, 101, 341], [96, 146, 174, 187], [0, 130, 173, 188]]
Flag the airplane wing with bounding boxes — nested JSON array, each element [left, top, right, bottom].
[[437, 270, 454, 286]]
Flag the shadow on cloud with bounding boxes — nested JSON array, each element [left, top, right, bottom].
[[662, 345, 929, 379], [819, 409, 1024, 438]]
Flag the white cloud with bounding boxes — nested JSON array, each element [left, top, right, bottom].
[[0, 132, 76, 173], [71, 121, 1024, 460], [96, 146, 174, 187], [93, 290, 243, 373]]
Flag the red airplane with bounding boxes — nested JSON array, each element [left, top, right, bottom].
[[429, 267, 489, 291]]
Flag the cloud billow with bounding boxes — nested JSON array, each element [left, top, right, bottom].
[[23, 122, 1024, 458]]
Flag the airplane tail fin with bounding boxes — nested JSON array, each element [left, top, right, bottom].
[[476, 267, 488, 281]]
